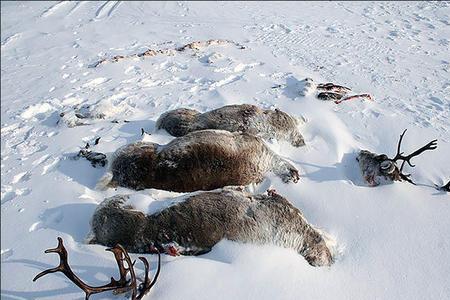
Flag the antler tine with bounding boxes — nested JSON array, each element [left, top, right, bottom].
[[390, 129, 438, 184], [400, 139, 437, 169], [392, 129, 408, 161], [138, 257, 150, 290], [106, 245, 131, 286], [136, 251, 161, 300], [148, 251, 161, 290], [32, 237, 66, 281], [393, 129, 438, 166], [33, 237, 129, 300], [113, 244, 138, 299]]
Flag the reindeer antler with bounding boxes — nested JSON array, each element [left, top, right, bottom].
[[391, 129, 437, 184], [136, 253, 161, 299], [33, 237, 160, 300]]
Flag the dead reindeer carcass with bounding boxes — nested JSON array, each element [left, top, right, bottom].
[[88, 189, 335, 267], [356, 129, 437, 186], [274, 77, 372, 104], [155, 104, 306, 147], [90, 39, 245, 68], [314, 81, 372, 103], [100, 129, 300, 192], [33, 237, 160, 300], [316, 82, 373, 104]]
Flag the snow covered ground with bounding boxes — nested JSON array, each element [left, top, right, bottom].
[[1, 1, 449, 299]]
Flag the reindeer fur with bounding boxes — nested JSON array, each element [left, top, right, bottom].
[[155, 104, 306, 147], [103, 129, 300, 192], [88, 189, 334, 267], [356, 150, 401, 186]]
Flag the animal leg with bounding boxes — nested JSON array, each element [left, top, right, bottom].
[[271, 157, 300, 183]]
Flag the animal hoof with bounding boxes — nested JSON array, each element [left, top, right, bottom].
[[289, 168, 300, 183], [305, 249, 334, 267], [267, 189, 278, 196], [292, 138, 306, 147]]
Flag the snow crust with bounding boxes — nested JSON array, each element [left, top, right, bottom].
[[1, 2, 449, 300]]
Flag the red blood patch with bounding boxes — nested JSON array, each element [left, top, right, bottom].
[[167, 245, 180, 256]]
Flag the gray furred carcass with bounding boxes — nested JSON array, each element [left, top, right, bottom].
[[88, 189, 335, 267]]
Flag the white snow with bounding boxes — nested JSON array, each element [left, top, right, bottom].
[[20, 103, 56, 120], [1, 1, 449, 300]]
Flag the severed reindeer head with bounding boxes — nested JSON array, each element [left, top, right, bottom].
[[356, 129, 437, 186], [33, 237, 160, 300]]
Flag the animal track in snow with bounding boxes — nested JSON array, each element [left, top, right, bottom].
[[40, 1, 71, 18], [1, 33, 22, 49], [251, 1, 450, 134], [67, 1, 87, 17], [94, 1, 122, 21]]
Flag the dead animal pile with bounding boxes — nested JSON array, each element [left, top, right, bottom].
[[32, 30, 448, 300]]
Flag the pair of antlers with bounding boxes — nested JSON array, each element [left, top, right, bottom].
[[391, 129, 437, 184], [33, 237, 160, 300]]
